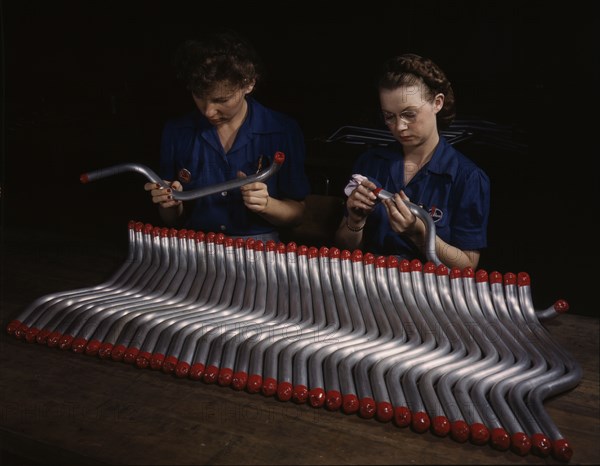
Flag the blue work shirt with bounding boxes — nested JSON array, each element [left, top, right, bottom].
[[352, 136, 490, 259], [159, 98, 310, 235]]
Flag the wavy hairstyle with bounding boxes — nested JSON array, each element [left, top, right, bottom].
[[378, 53, 455, 128], [174, 30, 263, 98]]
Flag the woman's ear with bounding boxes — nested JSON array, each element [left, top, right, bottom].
[[244, 80, 256, 95], [432, 93, 445, 113]]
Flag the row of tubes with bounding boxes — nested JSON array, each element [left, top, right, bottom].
[[6, 221, 580, 462]]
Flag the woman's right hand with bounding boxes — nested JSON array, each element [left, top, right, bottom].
[[346, 178, 378, 223], [144, 180, 183, 209]]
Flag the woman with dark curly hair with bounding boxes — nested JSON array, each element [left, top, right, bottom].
[[335, 53, 490, 269], [145, 30, 310, 241]]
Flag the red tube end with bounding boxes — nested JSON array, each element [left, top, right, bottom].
[[431, 416, 450, 437], [340, 250, 352, 261], [308, 388, 326, 408], [58, 334, 74, 350], [518, 272, 531, 287], [411, 411, 430, 433], [189, 363, 205, 380], [162, 356, 179, 374], [531, 433, 552, 457], [436, 264, 449, 276], [286, 242, 297, 254], [450, 267, 462, 279], [203, 365, 219, 383], [254, 240, 264, 252], [475, 269, 489, 283], [329, 247, 340, 259], [325, 390, 342, 411], [123, 347, 139, 364], [218, 368, 233, 386], [490, 427, 510, 450], [150, 353, 165, 370], [70, 337, 88, 353], [297, 245, 308, 256], [97, 342, 114, 359], [261, 377, 277, 397], [14, 323, 29, 340], [410, 259, 422, 272], [423, 262, 436, 274], [111, 344, 127, 362], [84, 340, 102, 356], [6, 320, 22, 335], [386, 255, 399, 268], [504, 272, 517, 286], [292, 385, 308, 404], [231, 372, 248, 391], [135, 351, 152, 369], [46, 331, 63, 347], [319, 246, 329, 258], [489, 271, 502, 284], [552, 438, 573, 462], [342, 394, 359, 414], [363, 253, 375, 266], [273, 151, 285, 165], [393, 406, 412, 427], [24, 327, 40, 343], [376, 402, 393, 422], [277, 382, 293, 402], [359, 397, 376, 419], [246, 374, 263, 393], [351, 249, 363, 262], [35, 329, 52, 344], [308, 247, 319, 259], [375, 255, 387, 268], [470, 423, 490, 445], [554, 299, 569, 313], [175, 361, 190, 378], [462, 266, 474, 278], [80, 173, 89, 184], [510, 432, 532, 456], [450, 420, 470, 443], [399, 259, 411, 272]]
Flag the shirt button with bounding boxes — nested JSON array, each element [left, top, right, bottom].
[[221, 191, 228, 197], [220, 225, 226, 231]]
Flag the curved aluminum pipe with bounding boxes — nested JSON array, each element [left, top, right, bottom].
[[372, 187, 440, 266], [80, 152, 285, 201]]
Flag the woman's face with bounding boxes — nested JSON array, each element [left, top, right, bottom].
[[192, 81, 255, 127], [379, 84, 443, 148]]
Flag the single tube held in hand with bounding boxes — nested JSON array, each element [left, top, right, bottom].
[[80, 152, 285, 201]]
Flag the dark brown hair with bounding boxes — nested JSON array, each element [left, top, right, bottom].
[[378, 53, 455, 128], [174, 30, 262, 98]]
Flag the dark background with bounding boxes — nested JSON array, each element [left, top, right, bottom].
[[2, 1, 597, 316]]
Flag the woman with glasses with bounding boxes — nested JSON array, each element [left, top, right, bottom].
[[335, 53, 490, 269], [144, 30, 310, 242]]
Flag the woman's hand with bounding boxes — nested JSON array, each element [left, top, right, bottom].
[[383, 191, 425, 238], [144, 180, 183, 209], [346, 178, 378, 225], [238, 171, 269, 213]]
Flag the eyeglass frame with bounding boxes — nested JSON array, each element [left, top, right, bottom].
[[381, 101, 428, 126]]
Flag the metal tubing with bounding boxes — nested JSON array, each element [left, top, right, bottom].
[[80, 152, 285, 202]]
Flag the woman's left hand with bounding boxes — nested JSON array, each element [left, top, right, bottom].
[[238, 171, 270, 213], [383, 191, 424, 238]]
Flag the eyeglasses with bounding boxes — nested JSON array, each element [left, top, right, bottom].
[[381, 102, 427, 126]]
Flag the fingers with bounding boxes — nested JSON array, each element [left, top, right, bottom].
[[383, 193, 416, 232], [146, 180, 181, 208], [237, 170, 248, 179], [347, 184, 377, 211]]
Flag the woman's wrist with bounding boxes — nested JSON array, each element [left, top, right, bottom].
[[345, 216, 366, 232]]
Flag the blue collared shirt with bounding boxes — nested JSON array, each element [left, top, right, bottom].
[[352, 136, 490, 258], [160, 98, 310, 235]]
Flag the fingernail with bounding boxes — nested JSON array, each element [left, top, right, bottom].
[[166, 189, 172, 194]]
